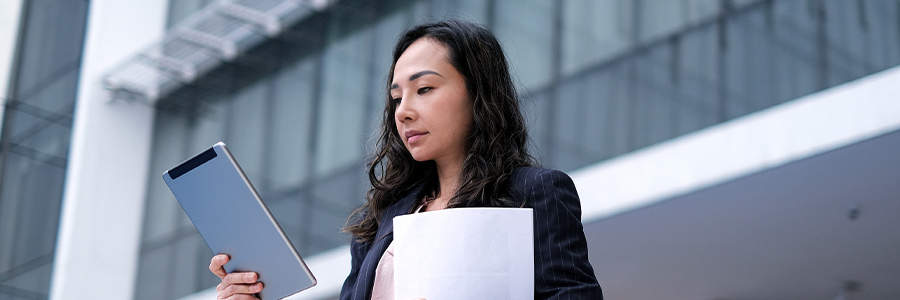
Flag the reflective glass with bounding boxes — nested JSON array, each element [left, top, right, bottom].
[[225, 81, 268, 185], [13, 1, 88, 105], [638, 0, 687, 42], [0, 152, 66, 299], [674, 25, 719, 134], [268, 58, 317, 193], [315, 19, 374, 177], [632, 43, 678, 149], [494, 0, 555, 89], [140, 110, 191, 244], [0, 1, 87, 299], [430, 0, 489, 24], [562, 0, 633, 76]]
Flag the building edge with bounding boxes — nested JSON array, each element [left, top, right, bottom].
[[49, 1, 170, 299], [0, 0, 25, 128]]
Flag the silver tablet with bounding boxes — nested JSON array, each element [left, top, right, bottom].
[[163, 142, 316, 300]]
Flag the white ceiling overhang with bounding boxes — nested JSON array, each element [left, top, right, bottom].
[[102, 0, 332, 103]]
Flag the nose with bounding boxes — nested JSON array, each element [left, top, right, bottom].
[[394, 94, 415, 123]]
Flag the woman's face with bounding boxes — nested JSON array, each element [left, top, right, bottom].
[[391, 38, 473, 166]]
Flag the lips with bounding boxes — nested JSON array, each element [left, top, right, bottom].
[[405, 130, 427, 144]]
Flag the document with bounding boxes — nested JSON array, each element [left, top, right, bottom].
[[393, 208, 534, 300]]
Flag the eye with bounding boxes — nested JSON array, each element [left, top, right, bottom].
[[417, 87, 433, 95], [391, 97, 402, 105]]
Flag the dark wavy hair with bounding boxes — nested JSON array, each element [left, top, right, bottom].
[[343, 19, 536, 243]]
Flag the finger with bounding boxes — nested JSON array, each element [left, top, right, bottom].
[[223, 296, 259, 300], [221, 272, 259, 286], [219, 291, 260, 300], [218, 282, 263, 298], [209, 254, 230, 278]]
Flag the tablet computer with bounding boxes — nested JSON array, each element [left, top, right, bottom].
[[163, 142, 316, 300]]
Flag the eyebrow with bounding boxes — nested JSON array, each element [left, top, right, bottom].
[[391, 70, 442, 90]]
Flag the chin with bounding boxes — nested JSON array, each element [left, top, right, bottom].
[[410, 155, 431, 162], [407, 150, 432, 162]]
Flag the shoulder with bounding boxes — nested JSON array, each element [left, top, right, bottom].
[[508, 167, 580, 211], [509, 166, 576, 191]]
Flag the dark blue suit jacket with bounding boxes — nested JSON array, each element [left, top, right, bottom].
[[340, 167, 603, 299]]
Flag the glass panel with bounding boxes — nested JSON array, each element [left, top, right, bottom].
[[13, 69, 78, 117], [170, 235, 212, 299], [225, 81, 268, 187], [430, 0, 489, 24], [140, 110, 191, 244], [599, 61, 633, 158], [553, 77, 590, 171], [0, 1, 87, 298], [638, 0, 720, 43], [494, 0, 555, 89], [265, 193, 307, 251], [0, 152, 65, 295], [766, 1, 820, 106], [1, 262, 52, 297], [133, 245, 173, 300], [683, 0, 720, 24], [675, 25, 719, 135], [11, 117, 71, 161], [632, 44, 677, 149], [732, 0, 762, 9], [823, 0, 869, 86], [522, 90, 551, 163], [315, 21, 373, 176], [187, 99, 229, 153], [308, 203, 348, 249], [561, 0, 633, 76], [268, 58, 317, 193], [366, 10, 411, 137], [638, 0, 686, 42], [12, 1, 88, 99], [872, 1, 900, 67]]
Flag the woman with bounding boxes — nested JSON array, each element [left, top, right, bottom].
[[210, 19, 602, 300]]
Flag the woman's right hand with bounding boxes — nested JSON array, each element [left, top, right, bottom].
[[209, 254, 264, 300]]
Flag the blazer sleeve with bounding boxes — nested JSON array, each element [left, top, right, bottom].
[[339, 237, 368, 300], [523, 168, 603, 300]]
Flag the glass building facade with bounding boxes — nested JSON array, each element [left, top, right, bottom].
[[132, 0, 900, 299], [0, 1, 90, 299]]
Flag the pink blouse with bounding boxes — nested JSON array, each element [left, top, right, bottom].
[[371, 204, 426, 299], [370, 242, 396, 300]]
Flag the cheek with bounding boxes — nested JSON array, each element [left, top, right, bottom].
[[456, 100, 475, 134], [448, 110, 474, 144], [394, 123, 405, 143]]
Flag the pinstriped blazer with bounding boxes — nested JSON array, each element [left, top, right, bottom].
[[340, 167, 603, 299]]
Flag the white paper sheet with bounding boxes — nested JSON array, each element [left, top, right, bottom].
[[393, 208, 534, 300]]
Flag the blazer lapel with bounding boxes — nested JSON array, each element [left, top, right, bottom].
[[353, 181, 424, 299]]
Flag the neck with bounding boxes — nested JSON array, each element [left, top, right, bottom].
[[429, 157, 463, 210]]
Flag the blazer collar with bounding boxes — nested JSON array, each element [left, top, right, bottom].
[[375, 180, 426, 241]]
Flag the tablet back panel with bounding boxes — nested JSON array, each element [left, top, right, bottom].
[[163, 142, 315, 300]]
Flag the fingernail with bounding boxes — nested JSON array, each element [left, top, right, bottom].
[[244, 273, 255, 281]]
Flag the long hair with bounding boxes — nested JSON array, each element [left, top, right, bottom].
[[343, 19, 536, 243]]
